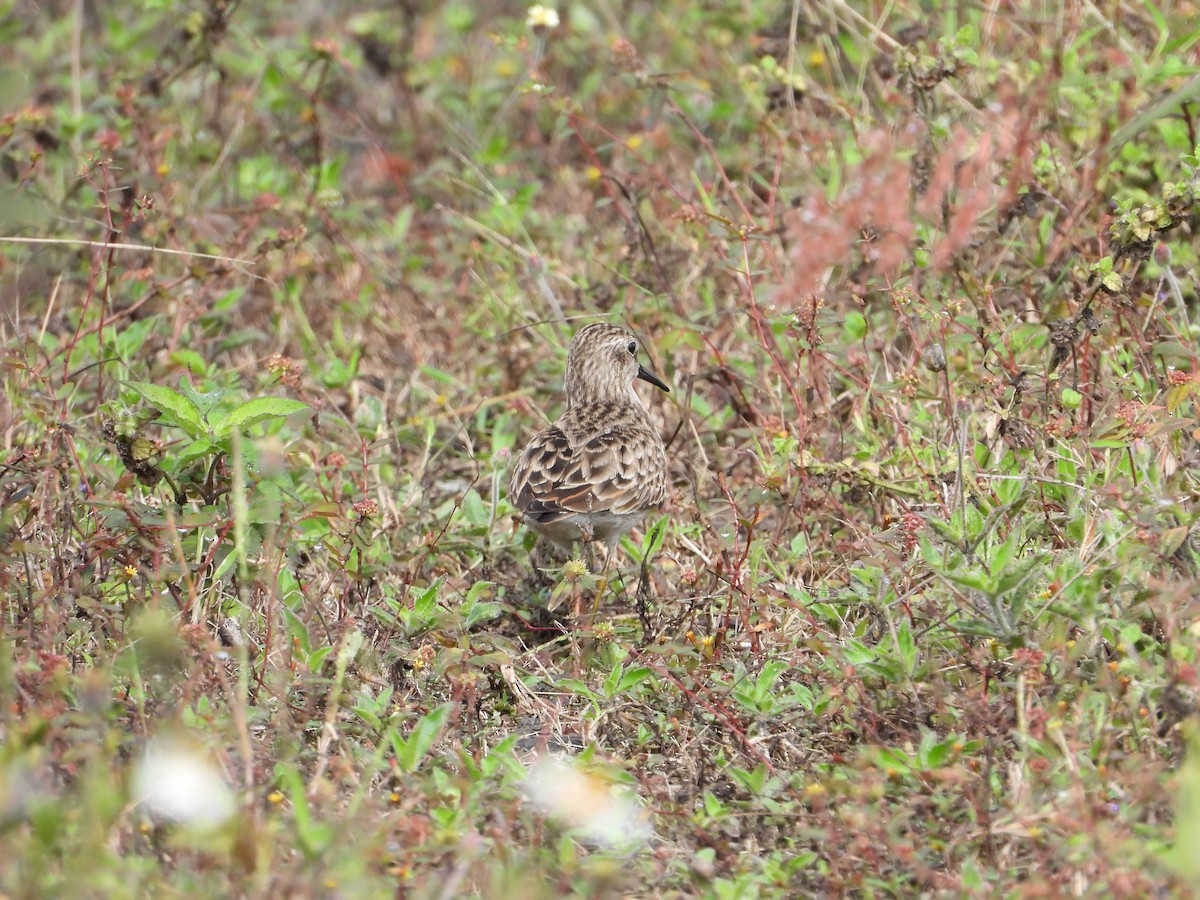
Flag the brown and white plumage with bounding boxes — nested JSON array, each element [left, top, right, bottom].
[[510, 323, 670, 549]]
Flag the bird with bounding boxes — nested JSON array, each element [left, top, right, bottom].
[[509, 322, 670, 563]]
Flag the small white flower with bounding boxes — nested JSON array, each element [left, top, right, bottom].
[[524, 755, 652, 848], [133, 739, 235, 827], [526, 5, 560, 30]]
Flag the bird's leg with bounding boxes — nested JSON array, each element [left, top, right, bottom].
[[574, 523, 597, 621], [588, 539, 619, 623]]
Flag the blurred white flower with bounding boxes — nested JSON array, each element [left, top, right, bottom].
[[524, 755, 652, 848], [133, 739, 235, 827], [526, 5, 560, 30]]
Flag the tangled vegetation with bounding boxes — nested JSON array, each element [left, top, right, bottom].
[[4, 0, 1200, 895]]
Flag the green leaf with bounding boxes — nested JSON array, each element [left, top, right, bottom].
[[392, 703, 453, 773], [875, 747, 912, 771], [988, 531, 1021, 579], [842, 639, 877, 666], [994, 556, 1041, 597], [616, 666, 654, 695], [896, 619, 917, 676], [178, 379, 227, 418], [1106, 76, 1200, 153], [123, 381, 207, 439], [844, 310, 868, 342], [169, 349, 210, 375], [281, 766, 334, 858], [1164, 728, 1200, 880], [755, 659, 789, 696], [1166, 382, 1195, 415], [727, 763, 769, 796], [559, 678, 602, 703], [922, 735, 953, 768], [280, 604, 311, 652], [459, 488, 488, 527], [942, 569, 992, 593], [410, 579, 443, 632], [212, 397, 310, 438], [176, 437, 218, 467], [641, 515, 669, 558], [306, 645, 333, 673], [1061, 387, 1083, 409], [464, 600, 501, 629]]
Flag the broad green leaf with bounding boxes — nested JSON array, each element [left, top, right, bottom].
[[306, 645, 333, 673], [616, 666, 655, 695], [923, 736, 953, 768], [755, 659, 789, 694], [281, 766, 334, 858], [874, 747, 912, 771], [1163, 526, 1191, 558], [169, 349, 210, 375], [459, 488, 488, 526], [178, 379, 227, 418], [995, 563, 1040, 598], [942, 569, 992, 593], [989, 531, 1021, 579], [558, 678, 601, 703], [413, 579, 442, 623], [727, 763, 768, 796], [844, 310, 867, 342], [392, 703, 453, 773], [123, 381, 206, 438], [176, 437, 218, 467], [212, 397, 309, 438]]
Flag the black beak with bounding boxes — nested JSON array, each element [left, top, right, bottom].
[[636, 364, 670, 393]]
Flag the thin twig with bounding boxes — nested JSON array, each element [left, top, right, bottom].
[[0, 236, 255, 265]]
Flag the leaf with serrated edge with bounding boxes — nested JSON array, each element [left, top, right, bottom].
[[123, 381, 207, 439], [179, 379, 227, 417], [212, 397, 309, 438]]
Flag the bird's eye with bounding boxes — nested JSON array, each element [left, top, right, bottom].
[[626, 341, 637, 356]]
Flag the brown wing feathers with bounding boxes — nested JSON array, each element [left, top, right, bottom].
[[509, 324, 670, 545], [510, 416, 665, 523]]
